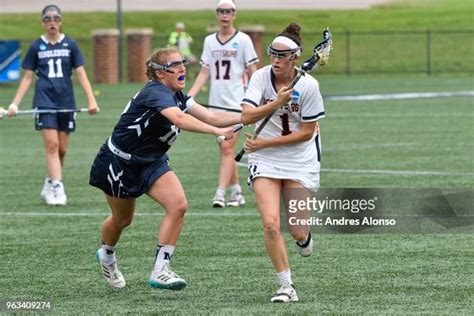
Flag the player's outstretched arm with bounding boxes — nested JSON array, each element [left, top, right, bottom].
[[161, 107, 234, 140], [187, 102, 240, 127]]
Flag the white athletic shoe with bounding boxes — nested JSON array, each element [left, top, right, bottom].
[[96, 249, 126, 289], [148, 263, 187, 290], [46, 182, 67, 206], [212, 192, 226, 208], [295, 232, 313, 257], [226, 192, 246, 207], [40, 177, 52, 201], [271, 284, 299, 303]]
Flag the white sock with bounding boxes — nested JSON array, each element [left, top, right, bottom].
[[230, 184, 242, 194], [154, 244, 175, 271], [216, 187, 226, 197], [276, 269, 293, 286], [101, 243, 116, 265]]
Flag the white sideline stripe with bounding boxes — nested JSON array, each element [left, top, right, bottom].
[[324, 142, 417, 151], [236, 162, 473, 176], [320, 168, 474, 176], [325, 90, 474, 101], [330, 113, 474, 118], [2, 211, 259, 217]]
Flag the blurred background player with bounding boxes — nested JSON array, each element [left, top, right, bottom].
[[168, 21, 198, 74], [7, 4, 99, 206], [188, 0, 259, 208], [241, 23, 324, 303], [90, 47, 240, 290]]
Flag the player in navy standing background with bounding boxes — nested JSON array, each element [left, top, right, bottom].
[[7, 4, 99, 206], [90, 47, 239, 290]]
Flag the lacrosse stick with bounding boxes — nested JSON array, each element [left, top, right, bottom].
[[234, 28, 333, 162], [0, 107, 89, 119]]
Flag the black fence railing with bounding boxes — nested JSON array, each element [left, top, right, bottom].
[[11, 30, 474, 81]]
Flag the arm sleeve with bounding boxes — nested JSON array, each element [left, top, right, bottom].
[[70, 39, 85, 68], [184, 95, 195, 112], [243, 35, 259, 67], [301, 79, 325, 122], [21, 42, 38, 71], [199, 36, 211, 67], [242, 71, 263, 108]]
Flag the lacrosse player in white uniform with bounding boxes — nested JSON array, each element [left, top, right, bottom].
[[188, 0, 259, 208], [241, 23, 325, 303]]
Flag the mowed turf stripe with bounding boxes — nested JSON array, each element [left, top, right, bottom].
[[2, 211, 260, 217], [236, 161, 473, 176]]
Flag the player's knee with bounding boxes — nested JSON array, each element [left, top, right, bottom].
[[58, 148, 67, 159], [45, 141, 59, 154], [263, 221, 281, 239], [170, 199, 188, 218], [220, 142, 235, 156], [112, 215, 133, 229]]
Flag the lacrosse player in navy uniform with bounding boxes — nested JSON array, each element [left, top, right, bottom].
[[188, 0, 259, 208], [241, 23, 325, 303], [90, 47, 239, 290], [7, 4, 99, 206]]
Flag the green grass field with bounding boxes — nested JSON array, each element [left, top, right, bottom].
[[0, 74, 473, 313]]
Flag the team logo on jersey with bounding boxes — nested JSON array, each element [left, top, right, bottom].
[[232, 42, 239, 49], [291, 91, 300, 103], [62, 42, 69, 47], [39, 44, 47, 51]]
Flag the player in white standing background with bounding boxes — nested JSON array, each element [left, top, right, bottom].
[[6, 4, 99, 205], [188, 0, 259, 208], [241, 23, 325, 303]]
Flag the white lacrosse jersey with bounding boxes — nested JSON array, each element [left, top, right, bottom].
[[200, 31, 259, 110], [242, 65, 325, 172]]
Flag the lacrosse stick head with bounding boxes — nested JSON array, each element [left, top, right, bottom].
[[301, 28, 333, 72]]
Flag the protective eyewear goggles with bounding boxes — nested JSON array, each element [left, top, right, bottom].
[[267, 46, 298, 60], [42, 15, 62, 23], [216, 8, 235, 15], [151, 59, 188, 73]]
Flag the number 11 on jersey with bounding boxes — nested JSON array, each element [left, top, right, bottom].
[[47, 58, 63, 78]]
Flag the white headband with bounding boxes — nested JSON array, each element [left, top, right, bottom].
[[271, 36, 301, 56], [216, 0, 236, 9]]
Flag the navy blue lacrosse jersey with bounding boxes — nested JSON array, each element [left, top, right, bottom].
[[110, 80, 192, 164], [22, 34, 84, 109]]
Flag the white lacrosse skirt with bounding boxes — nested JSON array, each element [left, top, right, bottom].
[[247, 161, 320, 192]]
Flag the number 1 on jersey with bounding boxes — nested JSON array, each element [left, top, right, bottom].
[[280, 113, 292, 135], [47, 58, 63, 78]]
